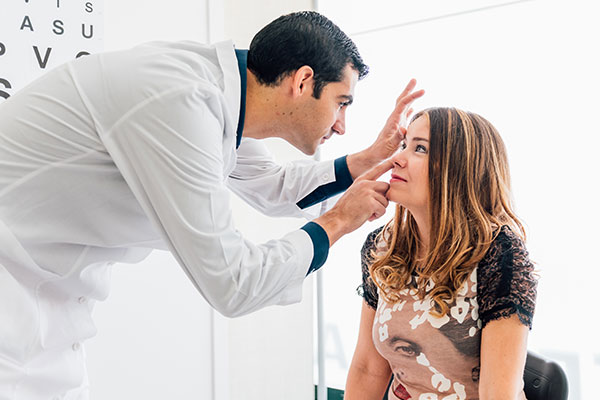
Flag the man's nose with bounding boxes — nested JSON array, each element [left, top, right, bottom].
[[332, 114, 346, 135]]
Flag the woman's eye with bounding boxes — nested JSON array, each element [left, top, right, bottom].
[[399, 141, 407, 150], [416, 144, 428, 153]]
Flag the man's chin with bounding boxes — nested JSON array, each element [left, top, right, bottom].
[[298, 143, 318, 156]]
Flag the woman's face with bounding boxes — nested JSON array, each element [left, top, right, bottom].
[[387, 115, 430, 214]]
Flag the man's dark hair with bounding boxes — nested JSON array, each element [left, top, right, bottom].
[[247, 11, 369, 99]]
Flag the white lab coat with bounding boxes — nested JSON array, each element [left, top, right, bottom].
[[0, 40, 342, 399]]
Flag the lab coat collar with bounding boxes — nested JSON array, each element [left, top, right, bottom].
[[214, 41, 242, 150], [234, 49, 247, 149]]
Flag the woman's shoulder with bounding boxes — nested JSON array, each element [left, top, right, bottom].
[[358, 226, 386, 310], [492, 224, 525, 248], [480, 225, 530, 271], [361, 226, 385, 256], [477, 225, 537, 329]]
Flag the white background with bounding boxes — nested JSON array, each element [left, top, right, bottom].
[[317, 1, 600, 399]]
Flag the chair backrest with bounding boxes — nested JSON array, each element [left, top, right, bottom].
[[524, 351, 569, 400]]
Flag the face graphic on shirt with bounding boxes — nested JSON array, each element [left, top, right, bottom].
[[373, 272, 481, 400]]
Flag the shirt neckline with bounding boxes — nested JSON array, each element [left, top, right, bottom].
[[234, 49, 247, 149]]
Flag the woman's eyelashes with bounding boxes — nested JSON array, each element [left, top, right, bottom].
[[398, 140, 428, 154]]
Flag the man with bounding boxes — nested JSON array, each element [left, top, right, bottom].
[[0, 11, 423, 399]]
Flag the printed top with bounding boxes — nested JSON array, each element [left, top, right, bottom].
[[358, 226, 537, 400]]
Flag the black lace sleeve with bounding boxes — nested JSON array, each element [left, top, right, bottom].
[[477, 225, 538, 329], [356, 226, 384, 310]]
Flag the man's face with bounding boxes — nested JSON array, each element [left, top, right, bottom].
[[374, 293, 480, 399], [292, 64, 358, 155]]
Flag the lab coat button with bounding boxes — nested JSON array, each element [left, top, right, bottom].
[[72, 342, 81, 351], [78, 296, 87, 304], [322, 173, 330, 181]]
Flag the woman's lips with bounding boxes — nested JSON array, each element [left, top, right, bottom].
[[390, 174, 407, 183]]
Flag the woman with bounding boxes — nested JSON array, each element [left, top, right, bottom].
[[345, 108, 537, 399]]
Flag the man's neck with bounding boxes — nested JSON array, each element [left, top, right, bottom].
[[243, 70, 290, 140]]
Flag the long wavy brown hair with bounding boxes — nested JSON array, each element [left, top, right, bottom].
[[370, 107, 525, 316]]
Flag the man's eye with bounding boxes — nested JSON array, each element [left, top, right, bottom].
[[395, 345, 417, 356]]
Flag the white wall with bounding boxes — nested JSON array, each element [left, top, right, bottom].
[[85, 2, 218, 399], [222, 2, 317, 399], [103, 0, 210, 47]]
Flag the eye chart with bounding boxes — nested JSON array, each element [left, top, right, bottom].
[[0, 0, 103, 102]]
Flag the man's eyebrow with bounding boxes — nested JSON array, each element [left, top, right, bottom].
[[388, 336, 422, 352], [389, 336, 416, 346], [338, 95, 354, 104]]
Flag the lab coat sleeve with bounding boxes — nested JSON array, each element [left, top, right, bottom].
[[99, 84, 317, 317], [227, 138, 354, 220]]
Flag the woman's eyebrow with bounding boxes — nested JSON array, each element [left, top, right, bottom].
[[403, 135, 429, 144]]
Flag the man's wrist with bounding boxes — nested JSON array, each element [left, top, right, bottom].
[[313, 209, 347, 247], [347, 147, 380, 179]]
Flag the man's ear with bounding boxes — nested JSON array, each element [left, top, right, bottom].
[[291, 65, 314, 97]]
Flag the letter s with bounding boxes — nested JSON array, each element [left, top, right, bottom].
[[0, 78, 12, 100]]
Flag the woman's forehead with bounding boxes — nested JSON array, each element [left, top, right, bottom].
[[406, 116, 430, 140]]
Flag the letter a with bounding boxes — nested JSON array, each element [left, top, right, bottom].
[[21, 16, 34, 31]]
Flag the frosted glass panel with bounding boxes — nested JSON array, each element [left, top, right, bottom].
[[320, 0, 523, 35]]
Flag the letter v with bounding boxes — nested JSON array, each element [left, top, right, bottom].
[[33, 46, 52, 69]]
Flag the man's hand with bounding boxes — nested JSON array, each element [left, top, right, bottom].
[[347, 79, 425, 179], [313, 160, 393, 246], [370, 79, 425, 159]]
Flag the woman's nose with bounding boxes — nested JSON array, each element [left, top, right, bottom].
[[392, 154, 407, 168]]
